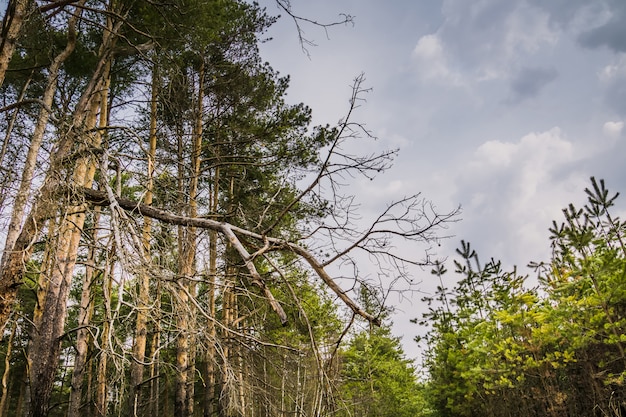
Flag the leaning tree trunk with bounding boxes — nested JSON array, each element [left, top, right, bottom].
[[0, 0, 84, 335], [0, 0, 31, 87], [66, 49, 111, 416], [28, 71, 109, 417], [0, 10, 122, 334]]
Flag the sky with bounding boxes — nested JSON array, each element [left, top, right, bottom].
[[256, 0, 626, 360]]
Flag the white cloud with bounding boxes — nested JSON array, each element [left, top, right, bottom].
[[411, 34, 461, 84], [603, 121, 624, 138], [452, 127, 586, 267], [413, 34, 443, 59], [473, 140, 517, 168], [598, 56, 626, 82]]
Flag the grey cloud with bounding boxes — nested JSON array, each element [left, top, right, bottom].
[[508, 67, 558, 104], [578, 2, 626, 52], [438, 0, 518, 70], [527, 0, 626, 52], [579, 19, 626, 52], [605, 80, 626, 116], [527, 0, 597, 28]]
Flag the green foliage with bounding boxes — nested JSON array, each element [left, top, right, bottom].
[[337, 288, 429, 417], [338, 324, 428, 417], [419, 177, 626, 417]]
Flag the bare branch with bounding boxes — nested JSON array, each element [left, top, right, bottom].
[[77, 185, 382, 325], [273, 0, 354, 56]]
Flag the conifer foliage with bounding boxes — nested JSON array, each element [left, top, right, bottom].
[[420, 177, 626, 417], [0, 1, 453, 416]]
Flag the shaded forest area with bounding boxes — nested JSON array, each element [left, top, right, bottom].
[[0, 0, 450, 416]]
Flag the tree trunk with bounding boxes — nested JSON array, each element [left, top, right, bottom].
[[0, 70, 33, 213], [203, 121, 220, 417], [96, 253, 115, 417], [0, 0, 30, 87], [0, 0, 84, 335], [66, 206, 101, 417], [148, 281, 162, 416], [28, 85, 106, 416], [0, 318, 16, 417], [129, 61, 159, 415], [174, 60, 204, 417]]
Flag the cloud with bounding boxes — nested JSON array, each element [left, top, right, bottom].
[[527, 1, 626, 53], [603, 121, 624, 138], [598, 56, 626, 115], [507, 66, 558, 103], [411, 34, 461, 84], [578, 2, 626, 53], [433, 1, 558, 81], [528, 0, 607, 30], [451, 128, 587, 267]]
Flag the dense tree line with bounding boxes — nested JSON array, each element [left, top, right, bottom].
[[0, 0, 449, 416], [419, 178, 626, 417]]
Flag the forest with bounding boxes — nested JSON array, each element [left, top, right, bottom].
[[0, 0, 448, 416], [2, 0, 626, 416], [417, 178, 626, 417]]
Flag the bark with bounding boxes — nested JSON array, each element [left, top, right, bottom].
[[0, 0, 30, 87], [29, 211, 85, 417], [221, 277, 234, 416], [0, 71, 32, 212], [148, 326, 161, 416], [28, 79, 106, 417], [66, 206, 101, 417], [174, 60, 204, 417], [0, 318, 16, 417], [0, 0, 84, 335], [96, 256, 115, 417], [204, 216, 218, 416], [174, 133, 190, 417], [204, 117, 221, 417], [174, 280, 190, 417], [129, 62, 158, 414]]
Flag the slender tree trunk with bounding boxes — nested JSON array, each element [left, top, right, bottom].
[[148, 281, 161, 416], [174, 60, 204, 417], [15, 369, 27, 417], [236, 314, 246, 416], [66, 206, 101, 417], [96, 253, 115, 417], [28, 81, 106, 416], [129, 62, 159, 415], [174, 129, 190, 417], [0, 318, 16, 417], [147, 318, 161, 416], [0, 10, 122, 336], [0, 0, 31, 87], [204, 144, 220, 417], [175, 259, 190, 417], [0, 71, 32, 213], [0, 1, 84, 334]]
